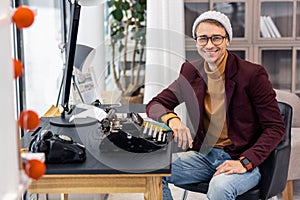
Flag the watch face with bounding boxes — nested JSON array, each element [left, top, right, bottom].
[[242, 158, 250, 165]]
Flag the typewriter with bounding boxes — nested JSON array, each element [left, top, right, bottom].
[[99, 108, 173, 153]]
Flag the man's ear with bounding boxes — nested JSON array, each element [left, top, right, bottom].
[[226, 39, 230, 46]]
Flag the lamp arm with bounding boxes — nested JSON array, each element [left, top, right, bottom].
[[61, 0, 81, 116]]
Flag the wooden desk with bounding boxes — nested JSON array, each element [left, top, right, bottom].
[[28, 174, 167, 200], [23, 104, 172, 200]]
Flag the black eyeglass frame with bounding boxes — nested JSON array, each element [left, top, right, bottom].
[[194, 35, 228, 46]]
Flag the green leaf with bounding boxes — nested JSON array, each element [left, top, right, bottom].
[[112, 31, 125, 40], [134, 3, 142, 12], [114, 0, 120, 8], [121, 1, 130, 10], [107, 0, 114, 8], [138, 0, 147, 5], [112, 32, 125, 43], [112, 9, 123, 21], [119, 43, 124, 52], [137, 13, 144, 21], [140, 37, 146, 46], [136, 28, 146, 37], [110, 22, 124, 36], [131, 28, 145, 40]]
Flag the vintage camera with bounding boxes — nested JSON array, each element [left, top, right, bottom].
[[29, 130, 86, 164]]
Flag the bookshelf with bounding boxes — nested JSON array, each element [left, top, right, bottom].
[[184, 0, 300, 95]]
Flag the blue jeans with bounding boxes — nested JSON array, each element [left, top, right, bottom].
[[163, 148, 261, 200]]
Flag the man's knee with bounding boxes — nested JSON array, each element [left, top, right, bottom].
[[207, 175, 237, 200]]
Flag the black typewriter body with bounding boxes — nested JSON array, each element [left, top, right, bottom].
[[99, 110, 173, 153]]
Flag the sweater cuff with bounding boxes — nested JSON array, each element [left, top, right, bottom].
[[161, 113, 180, 125]]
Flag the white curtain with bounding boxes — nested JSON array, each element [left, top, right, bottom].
[[144, 0, 186, 120], [144, 0, 185, 103]]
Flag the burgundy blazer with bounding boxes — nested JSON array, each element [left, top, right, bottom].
[[146, 51, 285, 168]]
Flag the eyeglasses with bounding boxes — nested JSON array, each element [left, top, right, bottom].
[[194, 35, 228, 46]]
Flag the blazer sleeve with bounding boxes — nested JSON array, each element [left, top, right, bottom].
[[146, 61, 197, 122], [241, 65, 286, 168]]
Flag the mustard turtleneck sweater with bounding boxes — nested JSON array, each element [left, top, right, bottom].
[[204, 51, 231, 148]]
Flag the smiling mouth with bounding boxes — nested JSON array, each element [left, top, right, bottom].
[[204, 48, 219, 53]]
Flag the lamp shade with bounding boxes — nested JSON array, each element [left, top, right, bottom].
[[74, 44, 95, 71]]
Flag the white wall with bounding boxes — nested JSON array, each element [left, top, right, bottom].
[[0, 0, 21, 199], [77, 3, 106, 92]]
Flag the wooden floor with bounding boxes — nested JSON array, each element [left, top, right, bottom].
[[26, 180, 300, 200]]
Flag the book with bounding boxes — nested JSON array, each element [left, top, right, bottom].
[[260, 16, 270, 38], [266, 16, 281, 38], [263, 16, 276, 38], [260, 15, 281, 38]]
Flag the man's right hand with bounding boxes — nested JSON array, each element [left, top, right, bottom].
[[168, 118, 193, 149]]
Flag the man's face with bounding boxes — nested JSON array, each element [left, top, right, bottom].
[[195, 22, 229, 66]]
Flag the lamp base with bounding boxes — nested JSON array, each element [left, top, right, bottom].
[[49, 115, 98, 127]]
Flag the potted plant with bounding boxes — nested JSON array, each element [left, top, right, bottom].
[[107, 0, 146, 104]]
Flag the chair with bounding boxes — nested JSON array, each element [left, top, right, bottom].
[[274, 90, 300, 200], [175, 102, 293, 200]]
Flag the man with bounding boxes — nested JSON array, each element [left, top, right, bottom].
[[146, 10, 285, 200]]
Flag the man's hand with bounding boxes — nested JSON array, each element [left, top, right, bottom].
[[214, 160, 247, 176], [168, 118, 193, 149]]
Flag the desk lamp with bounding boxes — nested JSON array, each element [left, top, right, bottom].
[[50, 0, 99, 127]]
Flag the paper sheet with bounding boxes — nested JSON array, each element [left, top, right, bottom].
[[69, 103, 107, 122]]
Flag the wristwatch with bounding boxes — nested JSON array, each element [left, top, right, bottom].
[[239, 157, 253, 171]]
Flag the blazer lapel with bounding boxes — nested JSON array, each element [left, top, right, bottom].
[[225, 52, 238, 111]]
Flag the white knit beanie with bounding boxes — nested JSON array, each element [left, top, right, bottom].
[[192, 10, 233, 41]]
